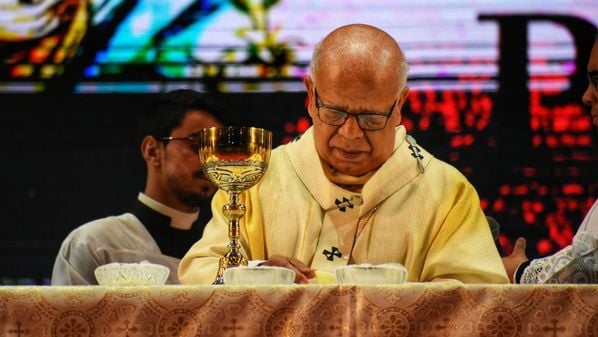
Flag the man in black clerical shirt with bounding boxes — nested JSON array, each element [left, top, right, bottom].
[[51, 89, 225, 285]]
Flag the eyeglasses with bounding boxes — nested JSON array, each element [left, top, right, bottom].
[[157, 134, 200, 152], [314, 88, 397, 131], [587, 71, 598, 91]]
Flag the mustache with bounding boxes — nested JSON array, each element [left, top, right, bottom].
[[193, 170, 208, 179], [582, 103, 595, 114], [583, 104, 591, 112]]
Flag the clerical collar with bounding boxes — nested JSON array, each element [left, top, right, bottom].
[[137, 193, 199, 230]]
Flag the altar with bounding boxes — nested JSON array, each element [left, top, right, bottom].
[[1, 283, 596, 337]]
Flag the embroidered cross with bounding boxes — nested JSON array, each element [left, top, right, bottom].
[[408, 143, 423, 160], [406, 135, 425, 173], [116, 320, 139, 335], [223, 318, 244, 337], [335, 195, 362, 212], [335, 197, 353, 212], [8, 322, 28, 337], [542, 319, 565, 337], [323, 247, 342, 261]]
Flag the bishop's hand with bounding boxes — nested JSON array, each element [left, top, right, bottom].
[[262, 255, 316, 284]]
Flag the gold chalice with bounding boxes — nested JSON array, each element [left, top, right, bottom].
[[198, 126, 272, 284]]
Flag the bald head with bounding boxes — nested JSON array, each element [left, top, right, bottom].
[[310, 24, 409, 91], [303, 24, 412, 177]]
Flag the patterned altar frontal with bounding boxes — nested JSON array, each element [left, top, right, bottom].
[[0, 284, 597, 337]]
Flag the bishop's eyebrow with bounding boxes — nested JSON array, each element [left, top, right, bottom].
[[320, 103, 387, 115], [589, 71, 598, 77]]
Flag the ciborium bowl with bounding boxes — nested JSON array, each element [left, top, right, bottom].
[[198, 126, 272, 284]]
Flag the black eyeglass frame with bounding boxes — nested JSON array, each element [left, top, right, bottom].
[[157, 134, 200, 151], [314, 87, 398, 131]]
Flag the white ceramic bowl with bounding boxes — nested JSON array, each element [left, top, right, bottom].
[[94, 261, 170, 286], [335, 263, 407, 285], [223, 266, 295, 285]]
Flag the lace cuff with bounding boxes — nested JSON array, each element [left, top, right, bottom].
[[520, 231, 597, 284]]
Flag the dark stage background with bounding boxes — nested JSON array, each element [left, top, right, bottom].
[[1, 0, 597, 284], [2, 87, 597, 285]]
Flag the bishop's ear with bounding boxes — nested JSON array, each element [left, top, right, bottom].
[[303, 75, 317, 119], [141, 135, 163, 167], [392, 86, 411, 127]]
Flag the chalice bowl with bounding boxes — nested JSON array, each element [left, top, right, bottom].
[[198, 126, 272, 284]]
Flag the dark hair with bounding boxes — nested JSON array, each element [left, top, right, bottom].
[[136, 89, 226, 144]]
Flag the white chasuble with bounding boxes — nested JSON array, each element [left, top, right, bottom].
[[284, 127, 417, 272]]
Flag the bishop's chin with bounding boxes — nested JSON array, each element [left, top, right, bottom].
[[333, 164, 369, 177]]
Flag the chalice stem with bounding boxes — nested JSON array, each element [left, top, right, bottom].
[[213, 192, 248, 284]]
